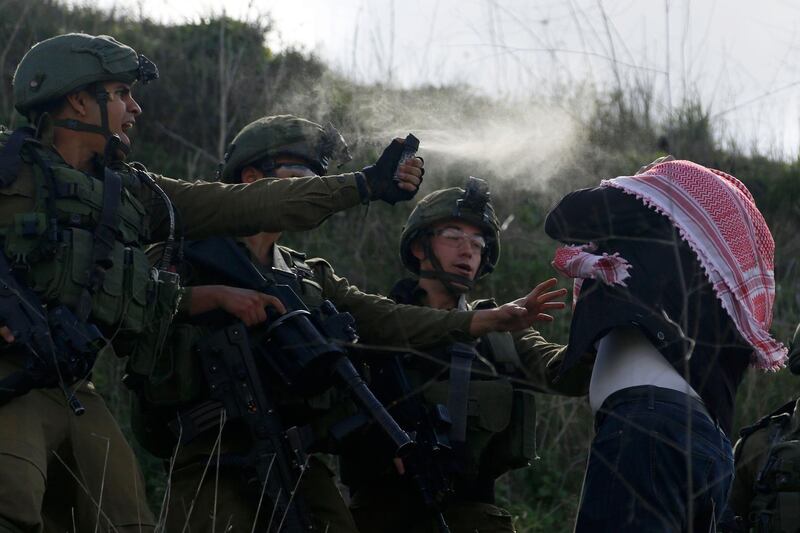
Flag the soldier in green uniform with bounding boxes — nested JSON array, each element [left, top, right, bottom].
[[720, 329, 800, 533], [340, 178, 590, 533], [0, 33, 426, 533], [132, 115, 570, 533]]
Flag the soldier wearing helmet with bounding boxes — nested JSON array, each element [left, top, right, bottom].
[[0, 33, 425, 532], [398, 177, 501, 294], [131, 117, 574, 532], [340, 178, 589, 533]]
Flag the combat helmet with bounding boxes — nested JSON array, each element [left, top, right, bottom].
[[13, 33, 158, 156], [219, 115, 351, 182], [400, 176, 500, 292]]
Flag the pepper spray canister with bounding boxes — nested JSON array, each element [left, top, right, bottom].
[[393, 133, 420, 182]]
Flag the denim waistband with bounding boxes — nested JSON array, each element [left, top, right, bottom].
[[594, 385, 715, 432]]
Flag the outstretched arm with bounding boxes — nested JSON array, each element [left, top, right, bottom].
[[313, 260, 569, 347], [145, 138, 424, 242]]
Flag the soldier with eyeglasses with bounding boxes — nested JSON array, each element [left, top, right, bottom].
[[339, 177, 590, 533]]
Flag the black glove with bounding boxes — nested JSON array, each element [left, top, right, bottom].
[[361, 139, 420, 205]]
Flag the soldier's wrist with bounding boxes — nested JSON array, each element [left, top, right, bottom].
[[354, 171, 371, 204]]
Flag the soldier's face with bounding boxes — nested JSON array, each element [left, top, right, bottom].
[[416, 220, 485, 282], [271, 156, 317, 178], [88, 81, 141, 147], [242, 156, 317, 182]]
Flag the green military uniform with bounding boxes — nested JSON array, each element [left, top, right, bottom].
[[137, 243, 480, 532], [723, 327, 800, 533], [0, 35, 412, 533], [131, 114, 471, 532], [341, 180, 588, 533], [726, 399, 800, 533], [344, 284, 585, 533]]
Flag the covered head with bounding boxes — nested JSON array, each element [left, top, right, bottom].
[[218, 114, 351, 182], [400, 176, 500, 291], [13, 33, 158, 120]]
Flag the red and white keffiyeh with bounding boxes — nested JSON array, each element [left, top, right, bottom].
[[552, 160, 786, 370], [553, 244, 632, 306]]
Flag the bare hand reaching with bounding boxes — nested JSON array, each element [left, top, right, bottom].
[[469, 278, 567, 336]]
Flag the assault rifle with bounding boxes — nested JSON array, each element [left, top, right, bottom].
[[188, 322, 315, 532], [180, 237, 416, 532], [0, 253, 103, 415], [360, 352, 455, 533]]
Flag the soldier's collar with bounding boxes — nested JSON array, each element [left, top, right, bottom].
[[391, 278, 469, 309], [272, 244, 292, 273]]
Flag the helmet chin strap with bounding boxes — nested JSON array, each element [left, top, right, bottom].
[[53, 86, 130, 164], [418, 238, 476, 295]]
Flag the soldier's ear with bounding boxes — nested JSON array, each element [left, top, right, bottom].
[[411, 240, 426, 261], [240, 166, 263, 184], [65, 91, 90, 117]]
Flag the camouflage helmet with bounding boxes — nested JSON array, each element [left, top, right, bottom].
[[400, 176, 501, 279], [219, 114, 351, 182], [13, 33, 158, 118]]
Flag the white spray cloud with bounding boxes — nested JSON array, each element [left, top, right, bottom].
[[341, 86, 590, 191]]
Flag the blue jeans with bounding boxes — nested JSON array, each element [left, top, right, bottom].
[[574, 386, 734, 533]]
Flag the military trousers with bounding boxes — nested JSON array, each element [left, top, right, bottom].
[[0, 357, 155, 533], [163, 454, 359, 532], [350, 479, 516, 533]]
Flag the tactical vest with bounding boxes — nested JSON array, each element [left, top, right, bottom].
[[412, 310, 537, 481], [341, 295, 537, 491], [131, 243, 351, 457], [0, 127, 159, 337], [740, 399, 800, 532]]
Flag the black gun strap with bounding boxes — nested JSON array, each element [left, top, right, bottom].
[[77, 167, 121, 321], [170, 399, 226, 444], [0, 127, 35, 187], [447, 343, 477, 443]]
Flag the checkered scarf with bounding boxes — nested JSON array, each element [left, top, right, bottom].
[[552, 160, 786, 370]]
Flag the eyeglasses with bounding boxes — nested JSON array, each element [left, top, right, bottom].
[[260, 163, 319, 178], [432, 227, 487, 253]]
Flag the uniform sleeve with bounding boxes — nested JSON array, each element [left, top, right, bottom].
[[144, 172, 364, 242], [512, 328, 590, 396], [544, 186, 670, 244], [309, 258, 476, 348]]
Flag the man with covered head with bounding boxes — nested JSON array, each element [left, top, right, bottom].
[[339, 177, 588, 533], [545, 158, 785, 532], [0, 33, 425, 532], [132, 118, 570, 532]]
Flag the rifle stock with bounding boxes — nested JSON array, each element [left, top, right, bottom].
[[0, 253, 102, 414]]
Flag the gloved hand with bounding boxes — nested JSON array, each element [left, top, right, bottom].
[[361, 137, 424, 204], [635, 154, 675, 175]]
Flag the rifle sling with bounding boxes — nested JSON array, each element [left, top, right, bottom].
[[447, 343, 477, 443], [77, 167, 121, 321]]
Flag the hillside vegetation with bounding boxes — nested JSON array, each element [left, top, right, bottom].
[[2, 2, 800, 530]]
